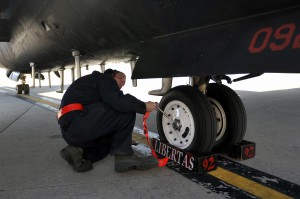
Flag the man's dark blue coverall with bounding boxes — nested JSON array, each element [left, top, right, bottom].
[[58, 71, 146, 162]]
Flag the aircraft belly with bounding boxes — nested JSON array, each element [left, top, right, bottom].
[[132, 6, 300, 79], [0, 0, 300, 73]]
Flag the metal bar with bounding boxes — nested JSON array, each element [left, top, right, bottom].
[[38, 72, 41, 88], [30, 62, 35, 88], [71, 68, 75, 83], [56, 68, 64, 93], [157, 106, 170, 118], [48, 71, 51, 88], [72, 50, 81, 80]]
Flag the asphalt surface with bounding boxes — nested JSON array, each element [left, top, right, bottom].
[[0, 81, 299, 199]]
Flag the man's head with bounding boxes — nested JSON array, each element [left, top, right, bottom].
[[104, 69, 126, 89]]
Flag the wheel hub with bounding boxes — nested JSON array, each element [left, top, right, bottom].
[[162, 100, 195, 149], [172, 118, 182, 131]]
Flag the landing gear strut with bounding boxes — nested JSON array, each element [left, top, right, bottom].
[[155, 76, 247, 155], [16, 75, 30, 94]]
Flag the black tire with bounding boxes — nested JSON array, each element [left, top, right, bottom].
[[16, 85, 22, 94], [24, 84, 30, 94], [157, 86, 216, 154], [207, 83, 247, 152]]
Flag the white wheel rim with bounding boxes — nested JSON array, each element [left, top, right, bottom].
[[209, 98, 226, 142], [162, 100, 195, 149]]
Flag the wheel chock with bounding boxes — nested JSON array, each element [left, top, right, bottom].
[[228, 140, 256, 160], [151, 138, 218, 174]]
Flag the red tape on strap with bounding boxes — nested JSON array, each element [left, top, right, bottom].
[[57, 103, 84, 120], [143, 112, 168, 167]]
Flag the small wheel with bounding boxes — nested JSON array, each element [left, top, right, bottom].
[[16, 85, 23, 94], [24, 84, 30, 94], [157, 86, 216, 154], [207, 83, 247, 152]]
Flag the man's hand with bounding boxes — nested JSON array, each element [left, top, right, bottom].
[[145, 102, 158, 112]]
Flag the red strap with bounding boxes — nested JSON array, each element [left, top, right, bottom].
[[143, 112, 168, 167], [57, 103, 84, 120]]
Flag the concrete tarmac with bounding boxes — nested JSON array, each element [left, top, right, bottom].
[[0, 88, 224, 199], [0, 84, 299, 199], [234, 89, 300, 185]]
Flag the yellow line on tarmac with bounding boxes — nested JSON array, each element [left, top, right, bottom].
[[16, 93, 60, 109], [133, 133, 292, 198], [132, 132, 148, 144], [209, 167, 293, 199], [0, 87, 59, 109]]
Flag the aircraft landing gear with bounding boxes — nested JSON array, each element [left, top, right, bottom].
[[156, 81, 247, 155], [157, 85, 217, 154], [16, 75, 30, 94]]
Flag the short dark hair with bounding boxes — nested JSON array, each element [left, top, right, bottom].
[[104, 69, 117, 77]]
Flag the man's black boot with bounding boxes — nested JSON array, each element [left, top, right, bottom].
[[60, 146, 93, 172], [114, 154, 158, 172]]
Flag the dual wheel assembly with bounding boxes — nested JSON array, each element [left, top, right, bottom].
[[157, 84, 247, 154], [16, 84, 30, 94]]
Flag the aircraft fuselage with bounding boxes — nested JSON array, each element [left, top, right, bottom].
[[1, 0, 300, 77]]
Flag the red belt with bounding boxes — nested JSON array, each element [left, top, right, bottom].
[[57, 103, 84, 120]]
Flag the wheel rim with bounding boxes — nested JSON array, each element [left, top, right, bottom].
[[209, 98, 226, 142], [162, 100, 195, 149]]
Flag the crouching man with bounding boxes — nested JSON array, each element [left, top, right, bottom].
[[57, 69, 158, 172]]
